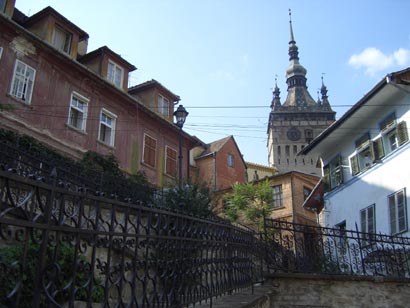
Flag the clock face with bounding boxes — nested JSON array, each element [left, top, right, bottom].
[[287, 127, 301, 141]]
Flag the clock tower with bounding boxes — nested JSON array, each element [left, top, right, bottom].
[[267, 11, 336, 174]]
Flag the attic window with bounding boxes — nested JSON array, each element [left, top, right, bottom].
[[107, 60, 124, 88], [158, 95, 169, 116], [52, 25, 72, 54], [227, 154, 234, 167]]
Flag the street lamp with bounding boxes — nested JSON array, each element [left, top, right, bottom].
[[173, 104, 188, 188]]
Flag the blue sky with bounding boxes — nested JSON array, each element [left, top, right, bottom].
[[15, 0, 410, 166]]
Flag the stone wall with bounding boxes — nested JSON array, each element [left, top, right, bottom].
[[198, 274, 410, 308], [267, 274, 410, 308]]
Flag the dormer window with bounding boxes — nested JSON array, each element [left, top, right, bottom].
[[158, 95, 169, 116], [52, 25, 72, 54], [107, 60, 124, 88]]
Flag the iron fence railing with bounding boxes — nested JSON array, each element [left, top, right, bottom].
[[0, 135, 154, 204], [0, 169, 263, 308], [263, 218, 410, 278]]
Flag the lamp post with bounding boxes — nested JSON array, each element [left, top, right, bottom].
[[173, 104, 188, 189]]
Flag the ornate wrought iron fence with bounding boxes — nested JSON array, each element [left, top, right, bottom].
[[263, 218, 410, 277], [0, 168, 263, 308], [0, 135, 154, 204]]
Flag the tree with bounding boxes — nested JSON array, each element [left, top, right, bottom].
[[224, 180, 273, 230], [157, 179, 213, 218]]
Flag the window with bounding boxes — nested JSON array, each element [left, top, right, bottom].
[[323, 155, 343, 191], [360, 204, 375, 245], [107, 60, 124, 88], [373, 114, 408, 159], [285, 145, 290, 156], [165, 146, 177, 177], [272, 185, 283, 208], [277, 146, 281, 157], [52, 25, 72, 54], [303, 186, 312, 201], [0, 47, 3, 59], [335, 220, 348, 253], [143, 134, 157, 168], [293, 145, 298, 155], [98, 109, 116, 146], [350, 133, 373, 175], [10, 60, 36, 103], [227, 154, 234, 167], [389, 188, 407, 235], [0, 0, 6, 13], [68, 92, 88, 131], [305, 129, 313, 143], [158, 95, 169, 116]]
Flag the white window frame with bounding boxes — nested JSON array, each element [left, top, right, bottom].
[[272, 184, 283, 208], [52, 25, 72, 54], [107, 60, 124, 88], [360, 204, 375, 245], [98, 108, 116, 146], [158, 95, 170, 116], [323, 154, 343, 191], [389, 188, 407, 235], [227, 153, 234, 167], [10, 60, 36, 104], [165, 145, 177, 177], [68, 92, 88, 132]]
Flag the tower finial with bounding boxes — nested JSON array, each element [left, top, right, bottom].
[[289, 9, 295, 43]]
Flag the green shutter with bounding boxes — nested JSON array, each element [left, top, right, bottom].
[[350, 155, 359, 176], [397, 121, 409, 146], [372, 137, 385, 161], [389, 195, 397, 235], [323, 165, 330, 192], [397, 190, 406, 233]]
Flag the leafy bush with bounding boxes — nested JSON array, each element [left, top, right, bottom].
[[0, 241, 104, 307]]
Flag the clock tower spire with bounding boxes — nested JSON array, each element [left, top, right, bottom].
[[267, 10, 336, 174]]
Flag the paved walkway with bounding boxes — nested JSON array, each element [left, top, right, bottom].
[[193, 283, 272, 308]]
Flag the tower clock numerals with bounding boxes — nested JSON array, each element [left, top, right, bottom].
[[287, 127, 301, 141]]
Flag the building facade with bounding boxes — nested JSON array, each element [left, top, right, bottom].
[[267, 14, 335, 175], [0, 3, 200, 188], [301, 68, 410, 237]]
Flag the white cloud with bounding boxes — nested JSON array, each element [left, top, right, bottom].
[[209, 69, 234, 81], [348, 47, 410, 76]]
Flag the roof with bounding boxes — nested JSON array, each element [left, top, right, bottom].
[[21, 6, 89, 40], [195, 135, 247, 167], [245, 161, 277, 172], [78, 46, 136, 71], [252, 169, 320, 184], [300, 67, 410, 156], [301, 179, 324, 213], [128, 79, 180, 101]]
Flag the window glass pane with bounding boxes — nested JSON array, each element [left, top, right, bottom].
[[0, 0, 6, 12]]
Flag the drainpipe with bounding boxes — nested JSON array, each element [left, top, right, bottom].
[[213, 152, 217, 191], [291, 172, 296, 223]]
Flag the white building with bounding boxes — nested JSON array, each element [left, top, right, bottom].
[[301, 68, 410, 237]]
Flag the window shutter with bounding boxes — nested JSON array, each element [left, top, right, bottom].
[[335, 155, 343, 185], [389, 195, 397, 235], [397, 190, 406, 233], [372, 137, 385, 161], [323, 165, 330, 192], [350, 155, 359, 176], [360, 209, 367, 233], [367, 205, 375, 234], [397, 121, 409, 146]]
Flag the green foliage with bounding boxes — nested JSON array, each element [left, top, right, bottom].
[[158, 179, 213, 218], [81, 151, 122, 176], [0, 241, 104, 307], [224, 180, 273, 229]]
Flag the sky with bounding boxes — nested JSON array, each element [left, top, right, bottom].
[[15, 0, 410, 166]]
